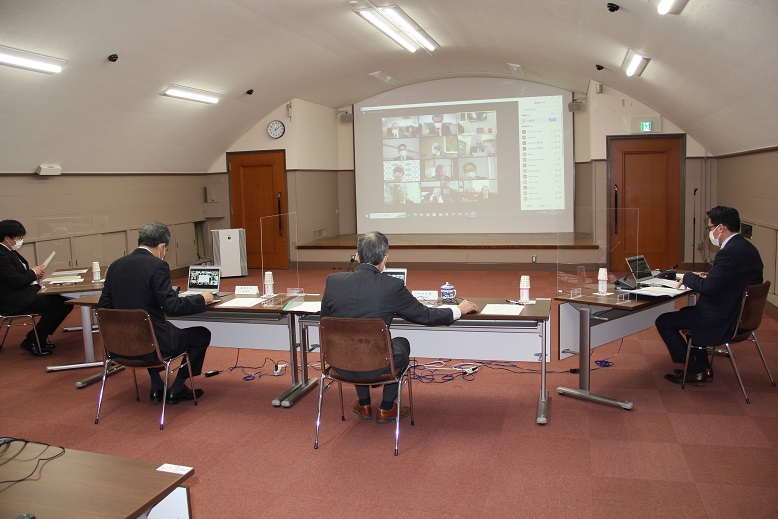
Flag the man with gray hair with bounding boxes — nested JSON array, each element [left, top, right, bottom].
[[321, 231, 478, 423], [98, 222, 213, 404]]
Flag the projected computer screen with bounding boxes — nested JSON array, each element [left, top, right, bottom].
[[354, 78, 574, 234]]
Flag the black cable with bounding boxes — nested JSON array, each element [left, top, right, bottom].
[[0, 438, 66, 485]]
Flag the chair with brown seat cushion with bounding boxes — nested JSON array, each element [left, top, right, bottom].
[[314, 316, 414, 456], [0, 312, 41, 351], [682, 281, 774, 403], [95, 308, 197, 429]]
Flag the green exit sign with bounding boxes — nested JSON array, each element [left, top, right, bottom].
[[640, 121, 652, 132]]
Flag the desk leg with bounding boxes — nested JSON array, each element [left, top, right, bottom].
[[46, 304, 103, 373], [536, 320, 549, 425], [556, 306, 633, 410], [272, 316, 317, 407]]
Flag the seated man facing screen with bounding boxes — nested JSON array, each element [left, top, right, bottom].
[[656, 206, 763, 385], [321, 231, 478, 423], [0, 219, 73, 356], [98, 222, 213, 404]]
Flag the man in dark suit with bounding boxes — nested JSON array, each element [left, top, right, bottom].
[[98, 222, 213, 404], [321, 231, 478, 423], [0, 219, 72, 356], [657, 206, 763, 385]]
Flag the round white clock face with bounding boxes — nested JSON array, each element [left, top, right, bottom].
[[267, 120, 285, 139]]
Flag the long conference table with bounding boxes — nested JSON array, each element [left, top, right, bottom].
[[0, 439, 193, 519], [555, 286, 694, 409], [63, 292, 554, 424]]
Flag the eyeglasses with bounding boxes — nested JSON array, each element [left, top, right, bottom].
[[706, 224, 719, 231]]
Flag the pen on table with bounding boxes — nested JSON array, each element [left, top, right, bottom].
[[505, 299, 525, 305]]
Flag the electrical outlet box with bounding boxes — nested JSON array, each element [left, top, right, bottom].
[[531, 255, 537, 263]]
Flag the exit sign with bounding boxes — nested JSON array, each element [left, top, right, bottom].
[[631, 117, 662, 134]]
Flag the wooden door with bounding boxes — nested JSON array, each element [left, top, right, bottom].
[[228, 151, 289, 269], [608, 136, 683, 273]]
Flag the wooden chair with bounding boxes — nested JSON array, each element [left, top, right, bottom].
[[94, 308, 197, 429], [314, 317, 414, 456], [683, 281, 774, 403], [0, 312, 41, 351]]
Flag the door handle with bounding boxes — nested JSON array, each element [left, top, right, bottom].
[[277, 192, 283, 236], [614, 184, 619, 235]]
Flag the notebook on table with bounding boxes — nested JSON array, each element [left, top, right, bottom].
[[179, 265, 221, 296]]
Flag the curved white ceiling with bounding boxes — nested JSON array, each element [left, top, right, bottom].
[[1, 0, 776, 172]]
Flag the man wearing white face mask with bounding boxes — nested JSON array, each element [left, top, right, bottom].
[[98, 222, 213, 404], [0, 219, 73, 356], [656, 206, 763, 385]]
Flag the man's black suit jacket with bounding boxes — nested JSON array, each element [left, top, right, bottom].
[[321, 264, 455, 335], [0, 245, 39, 314], [682, 233, 763, 345], [98, 248, 206, 352]]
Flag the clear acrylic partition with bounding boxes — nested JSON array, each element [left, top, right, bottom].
[[556, 207, 640, 303], [259, 212, 301, 300], [33, 215, 110, 239]]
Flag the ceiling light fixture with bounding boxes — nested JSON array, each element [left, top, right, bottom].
[[0, 45, 65, 74], [622, 49, 650, 77], [656, 0, 689, 15], [354, 5, 437, 53], [161, 84, 221, 104]]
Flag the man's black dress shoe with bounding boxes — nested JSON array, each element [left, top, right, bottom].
[[166, 385, 203, 405], [150, 388, 165, 403], [665, 371, 705, 386], [20, 338, 52, 356], [674, 368, 713, 381]]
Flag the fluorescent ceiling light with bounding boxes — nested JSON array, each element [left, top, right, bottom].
[[162, 84, 221, 104], [656, 0, 689, 15], [354, 6, 438, 53], [622, 49, 650, 77], [0, 45, 65, 74]]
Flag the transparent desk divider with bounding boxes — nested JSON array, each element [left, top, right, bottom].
[[259, 212, 302, 302], [556, 208, 640, 302]]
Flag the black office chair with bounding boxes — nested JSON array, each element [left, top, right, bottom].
[[314, 317, 414, 456], [682, 281, 774, 403]]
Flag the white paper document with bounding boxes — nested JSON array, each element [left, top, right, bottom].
[[45, 276, 84, 284], [49, 269, 89, 276], [156, 463, 193, 475], [480, 304, 524, 316], [285, 301, 322, 313], [42, 251, 56, 268], [216, 298, 265, 308], [631, 286, 688, 297]]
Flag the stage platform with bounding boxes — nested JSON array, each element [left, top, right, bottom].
[[297, 232, 597, 250], [294, 233, 600, 270]]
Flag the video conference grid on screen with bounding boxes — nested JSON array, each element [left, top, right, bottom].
[[354, 79, 575, 234]]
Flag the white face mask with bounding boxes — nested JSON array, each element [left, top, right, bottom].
[[709, 225, 721, 247], [11, 238, 23, 251]]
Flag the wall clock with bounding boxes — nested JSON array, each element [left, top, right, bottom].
[[267, 120, 285, 139]]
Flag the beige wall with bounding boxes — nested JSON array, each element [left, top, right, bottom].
[[717, 150, 778, 302]]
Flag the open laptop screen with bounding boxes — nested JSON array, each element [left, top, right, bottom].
[[383, 267, 407, 286], [625, 255, 653, 281], [188, 266, 221, 292]]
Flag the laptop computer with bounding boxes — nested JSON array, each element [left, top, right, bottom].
[[179, 265, 221, 296], [383, 267, 408, 286], [625, 255, 678, 288]]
